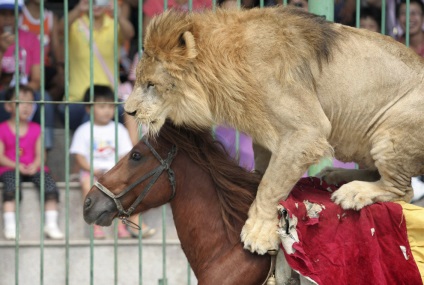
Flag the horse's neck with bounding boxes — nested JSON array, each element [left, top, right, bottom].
[[169, 163, 269, 284], [170, 173, 234, 274]]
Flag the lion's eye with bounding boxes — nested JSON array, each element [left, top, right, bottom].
[[131, 152, 142, 161], [147, 82, 155, 89]]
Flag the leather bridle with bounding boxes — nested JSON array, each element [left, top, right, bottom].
[[94, 136, 177, 229]]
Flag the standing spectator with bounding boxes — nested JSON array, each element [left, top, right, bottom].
[[70, 85, 155, 239], [19, 0, 64, 101], [396, 0, 424, 57], [0, 0, 55, 150], [0, 85, 63, 240], [57, 0, 135, 131]]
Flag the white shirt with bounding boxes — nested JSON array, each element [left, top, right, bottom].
[[70, 121, 133, 171]]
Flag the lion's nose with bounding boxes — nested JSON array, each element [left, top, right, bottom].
[[126, 110, 137, 116]]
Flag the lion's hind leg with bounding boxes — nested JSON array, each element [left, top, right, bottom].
[[332, 135, 415, 210]]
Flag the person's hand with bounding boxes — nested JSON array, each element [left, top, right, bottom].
[[0, 32, 14, 54], [19, 164, 28, 175], [94, 169, 106, 177], [23, 163, 39, 176]]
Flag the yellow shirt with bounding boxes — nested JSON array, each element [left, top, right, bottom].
[[68, 15, 118, 102], [398, 201, 424, 280]]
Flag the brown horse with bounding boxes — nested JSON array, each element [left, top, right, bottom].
[[83, 122, 271, 284]]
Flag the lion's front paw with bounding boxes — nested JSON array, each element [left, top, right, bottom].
[[331, 181, 374, 210], [241, 217, 279, 255]]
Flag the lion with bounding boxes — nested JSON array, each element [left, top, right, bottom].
[[124, 6, 424, 255]]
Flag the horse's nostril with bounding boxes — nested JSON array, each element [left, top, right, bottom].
[[84, 198, 92, 209], [126, 110, 137, 116]]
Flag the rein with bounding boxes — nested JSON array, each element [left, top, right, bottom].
[[94, 137, 177, 229]]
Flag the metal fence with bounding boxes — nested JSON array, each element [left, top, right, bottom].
[[0, 0, 416, 284]]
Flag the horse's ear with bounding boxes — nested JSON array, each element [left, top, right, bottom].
[[179, 31, 198, 60]]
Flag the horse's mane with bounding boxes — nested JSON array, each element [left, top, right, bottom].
[[158, 121, 261, 242]]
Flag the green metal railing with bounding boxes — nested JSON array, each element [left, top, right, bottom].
[[1, 0, 414, 284]]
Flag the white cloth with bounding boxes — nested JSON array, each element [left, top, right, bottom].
[[70, 121, 133, 171], [412, 176, 424, 202]]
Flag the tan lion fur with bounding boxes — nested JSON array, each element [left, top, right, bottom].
[[125, 6, 424, 254]]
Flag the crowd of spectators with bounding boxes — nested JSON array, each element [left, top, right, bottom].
[[0, 0, 424, 240]]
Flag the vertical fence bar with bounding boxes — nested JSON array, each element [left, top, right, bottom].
[[13, 1, 20, 284], [307, 0, 334, 176], [160, 0, 168, 282], [39, 0, 46, 284], [355, 0, 360, 28], [88, 1, 95, 285], [406, 0, 410, 47], [63, 0, 71, 284], [381, 0, 386, 35], [308, 0, 334, 21], [138, 1, 144, 284], [113, 0, 120, 284]]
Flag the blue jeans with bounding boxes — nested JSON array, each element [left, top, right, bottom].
[[0, 91, 55, 150]]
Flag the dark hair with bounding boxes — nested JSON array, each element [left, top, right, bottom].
[[396, 0, 424, 18], [4, 84, 34, 101], [83, 85, 115, 103], [360, 6, 382, 30]]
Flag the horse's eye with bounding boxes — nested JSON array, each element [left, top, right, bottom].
[[131, 152, 142, 161], [147, 81, 155, 88]]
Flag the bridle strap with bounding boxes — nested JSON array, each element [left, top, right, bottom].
[[94, 137, 177, 229]]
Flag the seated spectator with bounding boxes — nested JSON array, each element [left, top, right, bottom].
[[396, 0, 424, 57], [0, 0, 55, 150], [0, 85, 63, 240], [57, 0, 135, 132], [19, 0, 64, 101], [69, 85, 155, 239], [360, 6, 382, 33]]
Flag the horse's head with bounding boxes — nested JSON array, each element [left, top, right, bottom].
[[83, 137, 177, 227]]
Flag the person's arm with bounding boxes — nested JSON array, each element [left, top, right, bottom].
[[0, 32, 15, 78], [58, 0, 89, 37], [0, 140, 17, 168], [74, 153, 104, 177], [118, 2, 135, 42], [28, 64, 41, 91], [74, 153, 90, 172], [25, 135, 42, 175], [51, 13, 64, 65]]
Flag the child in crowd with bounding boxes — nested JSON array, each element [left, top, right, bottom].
[[70, 85, 155, 239], [0, 85, 63, 240]]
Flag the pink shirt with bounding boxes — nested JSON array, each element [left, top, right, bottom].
[[1, 29, 41, 77], [143, 0, 212, 17], [0, 121, 45, 176]]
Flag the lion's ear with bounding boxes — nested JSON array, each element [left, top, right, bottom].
[[179, 31, 198, 60]]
